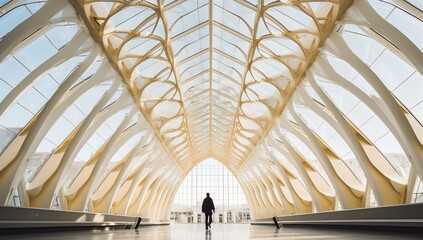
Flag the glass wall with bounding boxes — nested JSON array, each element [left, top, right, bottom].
[[171, 158, 249, 223]]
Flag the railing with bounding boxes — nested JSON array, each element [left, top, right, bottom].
[[251, 203, 423, 230], [0, 205, 169, 235]]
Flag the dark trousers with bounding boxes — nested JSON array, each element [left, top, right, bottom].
[[205, 213, 212, 228]]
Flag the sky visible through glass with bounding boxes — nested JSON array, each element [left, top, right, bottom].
[[172, 158, 248, 214]]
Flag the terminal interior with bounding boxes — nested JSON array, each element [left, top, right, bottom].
[[0, 0, 423, 238]]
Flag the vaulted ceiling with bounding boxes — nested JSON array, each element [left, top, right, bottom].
[[72, 0, 351, 174], [2, 0, 423, 219]]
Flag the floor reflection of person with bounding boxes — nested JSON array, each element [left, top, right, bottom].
[[202, 192, 215, 230], [205, 226, 212, 240]]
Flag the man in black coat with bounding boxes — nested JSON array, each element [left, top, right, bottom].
[[202, 192, 215, 229]]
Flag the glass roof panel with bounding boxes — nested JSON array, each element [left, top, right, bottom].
[[169, 2, 208, 38], [406, 0, 423, 11], [0, 1, 46, 38], [213, 4, 252, 37], [213, 27, 250, 55]]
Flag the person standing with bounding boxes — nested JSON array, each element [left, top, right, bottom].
[[202, 193, 215, 229]]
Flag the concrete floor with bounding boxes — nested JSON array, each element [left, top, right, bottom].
[[2, 223, 421, 239]]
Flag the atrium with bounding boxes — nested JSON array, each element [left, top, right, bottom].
[[0, 0, 423, 238]]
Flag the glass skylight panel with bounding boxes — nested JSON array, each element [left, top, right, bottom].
[[242, 0, 257, 7], [141, 81, 174, 100], [212, 81, 239, 97], [89, 2, 113, 20], [175, 35, 209, 59], [266, 6, 311, 32], [48, 56, 86, 85], [76, 82, 113, 115], [278, 7, 314, 29], [325, 134, 353, 161], [74, 108, 131, 164], [342, 25, 385, 65], [168, 3, 208, 38], [213, 4, 251, 38], [241, 101, 271, 119], [341, 23, 421, 104], [301, 82, 319, 100], [178, 53, 208, 75], [14, 35, 57, 71], [346, 102, 374, 128], [110, 132, 144, 163], [0, 103, 33, 129], [172, 25, 208, 49], [177, 39, 209, 63], [249, 82, 278, 100], [0, 125, 18, 154], [350, 75, 379, 98], [0, 80, 11, 102], [212, 59, 239, 81], [259, 38, 297, 56], [212, 93, 236, 106], [296, 105, 354, 162], [105, 86, 124, 107], [213, 27, 249, 55], [14, 86, 46, 115], [180, 66, 209, 86], [180, 59, 209, 79], [216, 0, 255, 27], [213, 51, 244, 72], [110, 7, 154, 30], [72, 58, 104, 88], [182, 73, 208, 92], [371, 50, 416, 91], [106, 108, 134, 138], [0, 50, 90, 134], [166, 0, 197, 27], [326, 55, 358, 81], [45, 24, 78, 49], [42, 116, 76, 148], [213, 0, 255, 25], [394, 72, 423, 123], [406, 0, 423, 11], [63, 105, 87, 126], [263, 0, 277, 6], [315, 77, 359, 115], [0, 0, 10, 8], [375, 133, 410, 176], [359, 115, 390, 142], [151, 101, 181, 119], [163, 0, 177, 7], [268, 147, 301, 179], [252, 58, 288, 79], [134, 59, 168, 79], [121, 38, 161, 58], [307, 2, 321, 12], [0, 57, 30, 89], [281, 128, 305, 150], [0, 4, 33, 38], [25, 150, 54, 183], [294, 106, 326, 134], [367, 0, 396, 19]]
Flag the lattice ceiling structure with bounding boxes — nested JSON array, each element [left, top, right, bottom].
[[74, 0, 351, 174], [1, 0, 423, 220]]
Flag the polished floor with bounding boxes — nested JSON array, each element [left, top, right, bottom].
[[3, 224, 421, 239]]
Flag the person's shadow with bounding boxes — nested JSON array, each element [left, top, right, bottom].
[[205, 229, 212, 240]]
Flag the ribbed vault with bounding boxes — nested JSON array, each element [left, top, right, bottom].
[[1, 0, 423, 220], [70, 0, 352, 174]]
